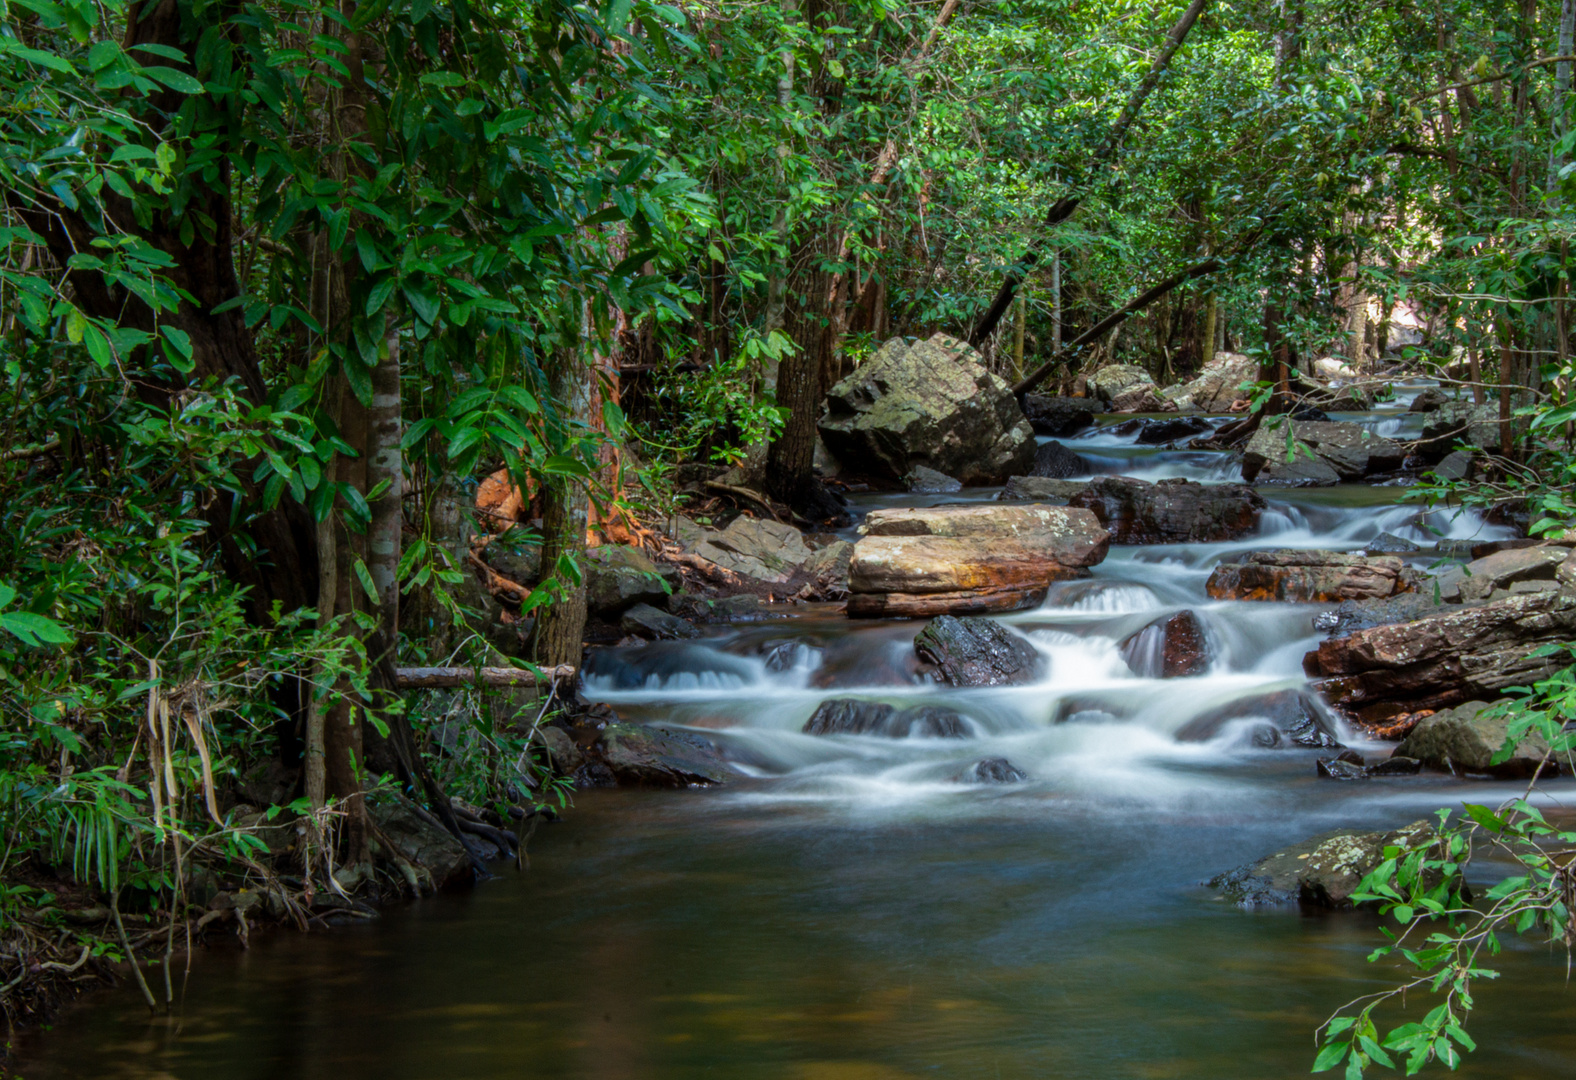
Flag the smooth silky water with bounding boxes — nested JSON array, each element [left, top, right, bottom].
[[22, 393, 1576, 1080]]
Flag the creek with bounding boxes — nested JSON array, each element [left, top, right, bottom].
[[21, 382, 1576, 1079]]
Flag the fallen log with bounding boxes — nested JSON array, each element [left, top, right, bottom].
[[393, 665, 575, 689]]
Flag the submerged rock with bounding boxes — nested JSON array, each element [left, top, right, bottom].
[[1118, 610, 1210, 678], [1305, 591, 1576, 720], [914, 615, 1044, 687], [1209, 820, 1439, 909], [1022, 395, 1100, 436], [1316, 752, 1422, 779], [848, 503, 1110, 618], [1393, 700, 1557, 778], [1067, 476, 1265, 544], [1175, 688, 1343, 748], [802, 699, 971, 738], [591, 722, 735, 787], [959, 758, 1029, 784], [1206, 550, 1417, 603], [818, 333, 1036, 485]]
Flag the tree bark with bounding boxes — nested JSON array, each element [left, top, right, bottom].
[[529, 326, 592, 669], [367, 315, 403, 632]]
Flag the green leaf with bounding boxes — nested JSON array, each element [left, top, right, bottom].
[[1312, 1040, 1349, 1072], [352, 558, 379, 605], [1, 611, 72, 646], [142, 66, 205, 93]]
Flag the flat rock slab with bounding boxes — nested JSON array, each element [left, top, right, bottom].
[[1305, 591, 1576, 720], [1206, 550, 1415, 603], [1209, 820, 1438, 908], [849, 504, 1110, 618], [689, 517, 813, 585], [592, 722, 735, 787], [914, 615, 1044, 686]]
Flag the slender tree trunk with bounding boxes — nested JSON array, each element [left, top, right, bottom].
[[530, 316, 592, 669], [367, 314, 403, 631], [760, 0, 800, 387], [1201, 292, 1217, 369], [1050, 250, 1063, 353], [1011, 294, 1027, 382], [969, 0, 1211, 345]]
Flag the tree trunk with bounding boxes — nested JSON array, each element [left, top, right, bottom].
[[765, 254, 833, 515], [1050, 250, 1063, 353], [530, 323, 592, 669], [1201, 292, 1217, 369], [968, 0, 1211, 345], [367, 315, 403, 632]]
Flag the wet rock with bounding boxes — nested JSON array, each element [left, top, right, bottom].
[[619, 603, 701, 641], [903, 465, 962, 493], [1068, 476, 1265, 544], [1206, 550, 1417, 603], [1369, 755, 1423, 776], [914, 615, 1044, 686], [1175, 688, 1343, 747], [1164, 352, 1257, 412], [1118, 610, 1210, 678], [1000, 476, 1089, 503], [894, 705, 972, 738], [1030, 440, 1091, 479], [1134, 416, 1212, 444], [1314, 592, 1464, 636], [959, 758, 1029, 784], [1394, 700, 1556, 777], [1316, 757, 1367, 779], [1305, 591, 1576, 719], [1433, 544, 1569, 604], [1242, 420, 1405, 483], [591, 722, 735, 786], [803, 698, 896, 736], [530, 724, 584, 776], [848, 503, 1110, 617], [368, 799, 474, 886], [1317, 751, 1422, 779], [818, 333, 1036, 485], [1417, 399, 1532, 459], [1365, 531, 1420, 553], [1209, 820, 1438, 909], [1409, 387, 1452, 413], [689, 517, 813, 586], [1022, 395, 1100, 437]]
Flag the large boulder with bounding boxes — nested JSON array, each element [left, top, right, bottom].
[[1088, 364, 1173, 412], [848, 503, 1110, 617], [1022, 395, 1101, 436], [1394, 700, 1555, 778], [915, 615, 1044, 686], [1417, 399, 1532, 459], [585, 545, 681, 615], [1206, 550, 1417, 603], [1305, 591, 1576, 720], [1119, 610, 1210, 677], [688, 516, 813, 586], [1067, 476, 1265, 544], [817, 333, 1036, 485], [1164, 352, 1257, 412], [1242, 420, 1405, 483], [590, 722, 735, 787], [1209, 821, 1438, 909]]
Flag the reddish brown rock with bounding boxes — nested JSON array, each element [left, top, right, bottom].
[[848, 504, 1110, 618], [1067, 476, 1264, 544], [1304, 592, 1576, 721], [1119, 610, 1211, 677], [1206, 550, 1416, 603]]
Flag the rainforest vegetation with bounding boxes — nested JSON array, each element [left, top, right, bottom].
[[3, 0, 1576, 1075]]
